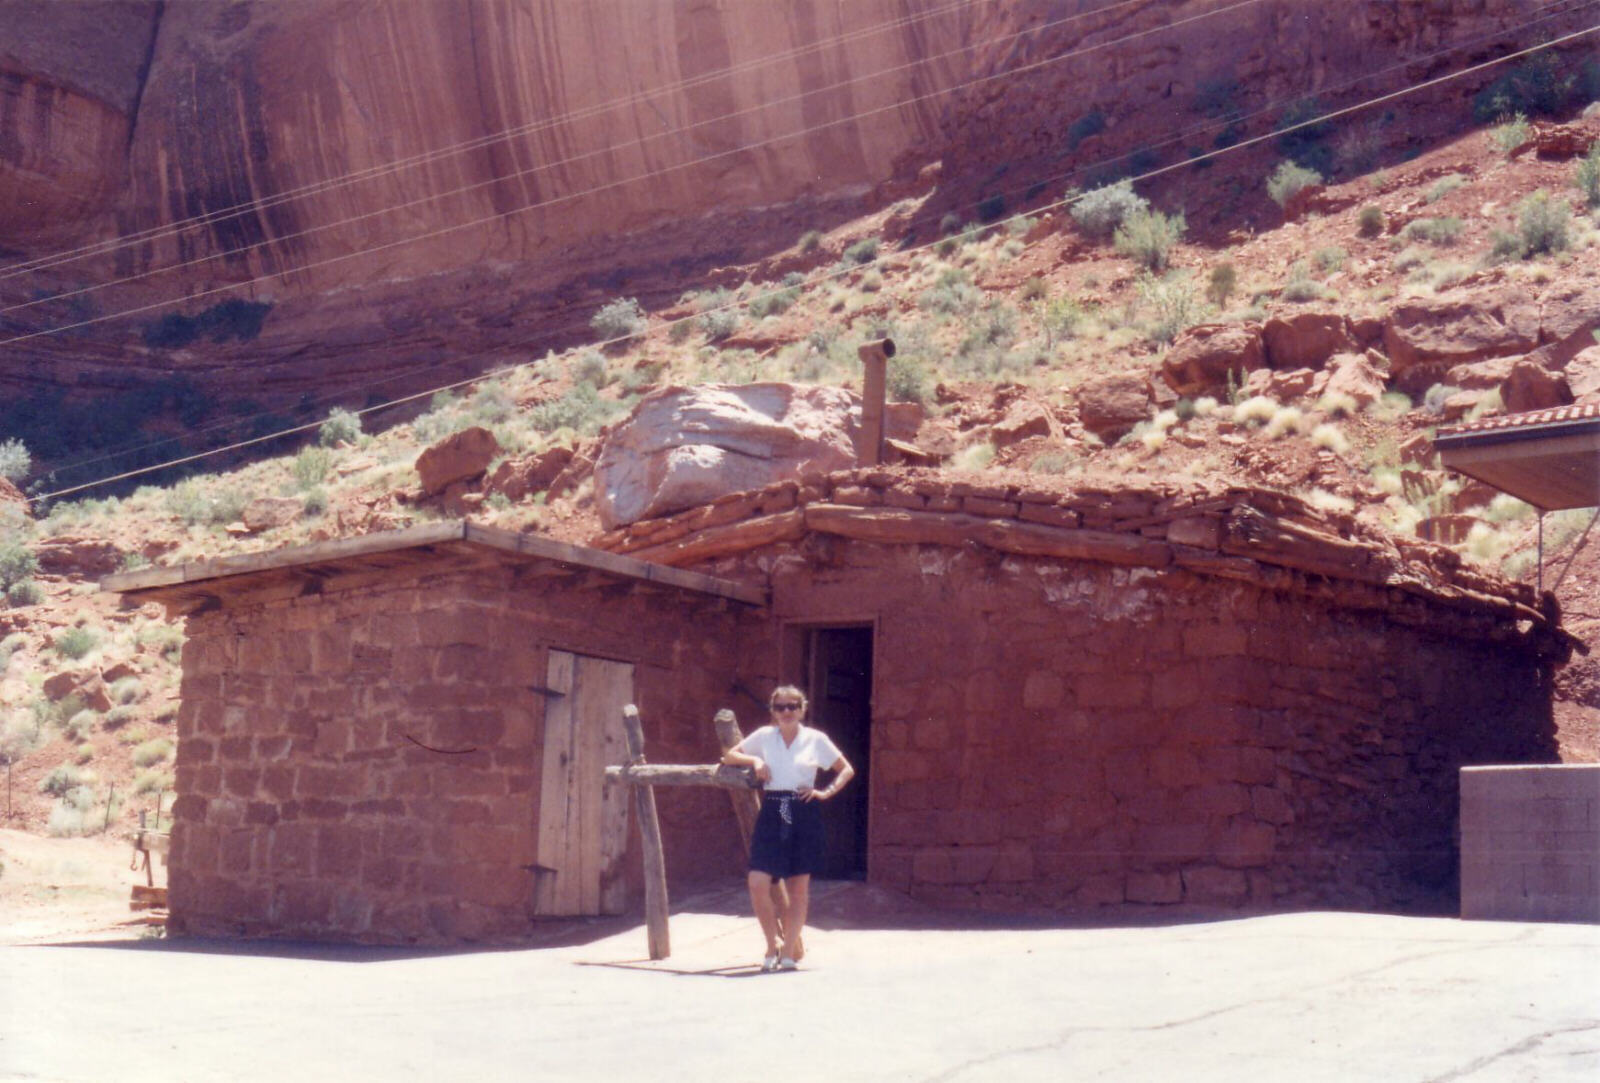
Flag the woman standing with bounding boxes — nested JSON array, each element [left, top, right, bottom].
[[722, 685, 855, 971]]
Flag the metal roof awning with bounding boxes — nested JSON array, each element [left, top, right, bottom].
[[101, 520, 767, 614], [1434, 403, 1600, 511]]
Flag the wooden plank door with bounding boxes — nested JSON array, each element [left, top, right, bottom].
[[534, 650, 634, 916]]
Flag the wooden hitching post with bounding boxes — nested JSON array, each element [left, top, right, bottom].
[[621, 705, 670, 960], [713, 709, 790, 930]]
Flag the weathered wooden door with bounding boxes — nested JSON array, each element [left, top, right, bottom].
[[534, 650, 634, 916]]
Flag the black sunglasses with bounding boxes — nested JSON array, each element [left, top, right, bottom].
[[772, 702, 804, 711]]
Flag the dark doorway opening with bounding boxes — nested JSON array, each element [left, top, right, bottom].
[[801, 626, 873, 880]]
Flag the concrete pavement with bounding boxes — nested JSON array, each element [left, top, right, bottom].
[[2, 894, 1597, 1082]]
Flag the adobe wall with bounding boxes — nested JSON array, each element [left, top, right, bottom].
[[1460, 765, 1600, 923], [168, 564, 761, 944], [599, 470, 1564, 914]]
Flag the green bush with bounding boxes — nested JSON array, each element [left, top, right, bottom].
[[797, 229, 823, 254], [292, 445, 331, 490], [1575, 143, 1600, 209], [1357, 205, 1386, 238], [918, 269, 982, 315], [110, 676, 142, 705], [1113, 208, 1186, 272], [1313, 246, 1348, 273], [0, 438, 29, 483], [1267, 161, 1322, 208], [1138, 273, 1202, 345], [7, 580, 44, 607], [0, 543, 37, 590], [1280, 263, 1325, 303], [529, 383, 619, 436], [133, 769, 174, 796], [1474, 54, 1576, 122], [1426, 174, 1468, 203], [104, 705, 139, 729], [302, 487, 328, 517], [54, 626, 98, 660], [747, 284, 802, 318], [1516, 189, 1571, 258], [318, 407, 363, 447], [976, 194, 1006, 223], [843, 238, 880, 265], [65, 709, 99, 741], [1401, 217, 1464, 246], [1070, 180, 1148, 239], [590, 297, 647, 343], [1035, 296, 1084, 347], [132, 737, 175, 768], [574, 350, 610, 388], [39, 763, 84, 797], [1489, 113, 1531, 157], [886, 356, 929, 403]]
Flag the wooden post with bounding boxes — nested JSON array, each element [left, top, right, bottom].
[[712, 709, 791, 932], [621, 705, 670, 960]]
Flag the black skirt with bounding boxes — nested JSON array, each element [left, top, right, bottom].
[[748, 791, 825, 880]]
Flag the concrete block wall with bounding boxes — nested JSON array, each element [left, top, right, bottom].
[[1461, 765, 1600, 923]]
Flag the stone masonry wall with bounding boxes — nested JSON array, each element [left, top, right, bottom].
[[169, 563, 757, 944], [734, 538, 1555, 914], [1461, 765, 1600, 923]]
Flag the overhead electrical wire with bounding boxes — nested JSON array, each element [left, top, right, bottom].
[[24, 0, 1592, 487], [22, 12, 1600, 502], [0, 0, 1267, 346], [0, 0, 1006, 282]]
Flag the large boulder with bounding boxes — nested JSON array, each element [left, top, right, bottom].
[[1318, 352, 1387, 408], [415, 426, 501, 496], [241, 496, 302, 533], [1076, 372, 1151, 444], [484, 446, 575, 504], [1261, 312, 1355, 370], [1382, 295, 1538, 392], [990, 400, 1059, 449], [594, 384, 860, 528], [32, 536, 124, 577], [1566, 346, 1600, 403], [1500, 359, 1573, 414], [1161, 323, 1264, 396]]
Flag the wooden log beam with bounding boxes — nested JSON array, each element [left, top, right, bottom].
[[621, 509, 805, 567], [621, 705, 670, 961], [802, 504, 1173, 567], [713, 710, 763, 853], [604, 763, 761, 789]]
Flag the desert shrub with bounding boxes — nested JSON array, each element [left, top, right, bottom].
[[1067, 107, 1107, 149], [466, 382, 515, 425], [1515, 189, 1572, 257], [0, 541, 37, 591], [797, 229, 823, 254], [1488, 113, 1531, 157], [887, 356, 930, 403], [1138, 272, 1202, 345], [133, 737, 175, 767], [1427, 174, 1469, 203], [860, 270, 884, 293], [1275, 97, 1333, 174], [1474, 54, 1575, 121], [747, 283, 802, 318], [110, 677, 142, 705], [1423, 383, 1463, 415], [529, 383, 618, 436], [1234, 396, 1279, 427], [918, 269, 982, 315], [1267, 161, 1322, 208], [1576, 143, 1600, 209], [1401, 217, 1464, 246], [318, 407, 363, 447], [574, 350, 609, 389], [65, 708, 99, 742], [1357, 205, 1386, 238], [1310, 423, 1352, 454], [1114, 208, 1186, 272], [5, 578, 42, 608], [137, 623, 183, 661], [976, 194, 1006, 223], [104, 705, 138, 729], [1206, 263, 1237, 307], [590, 297, 647, 342], [133, 769, 174, 796], [0, 439, 29, 482], [1262, 405, 1305, 439], [55, 626, 98, 660], [292, 445, 331, 491], [694, 290, 740, 341], [843, 238, 880, 265], [1313, 246, 1348, 273], [1071, 180, 1148, 239], [39, 763, 84, 797], [1035, 296, 1084, 347], [1280, 263, 1325, 302]]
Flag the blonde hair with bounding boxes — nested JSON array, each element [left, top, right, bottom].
[[768, 684, 808, 714]]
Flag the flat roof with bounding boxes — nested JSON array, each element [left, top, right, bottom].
[[1434, 403, 1600, 511], [101, 520, 766, 612]]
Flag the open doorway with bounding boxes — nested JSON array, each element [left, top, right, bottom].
[[799, 626, 873, 880]]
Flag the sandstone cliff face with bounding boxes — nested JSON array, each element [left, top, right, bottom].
[[0, 0, 1590, 417]]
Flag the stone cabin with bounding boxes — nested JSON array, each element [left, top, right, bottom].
[[106, 471, 1569, 943]]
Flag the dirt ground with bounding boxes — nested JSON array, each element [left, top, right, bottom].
[[0, 829, 165, 945]]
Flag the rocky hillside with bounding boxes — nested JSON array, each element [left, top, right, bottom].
[[1, 97, 1598, 844]]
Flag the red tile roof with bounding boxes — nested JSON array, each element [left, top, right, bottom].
[[1436, 401, 1600, 437]]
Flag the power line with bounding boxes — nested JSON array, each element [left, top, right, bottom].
[[0, 0, 1001, 283], [31, 19, 1600, 505], [22, 0, 1593, 488], [0, 0, 1264, 347]]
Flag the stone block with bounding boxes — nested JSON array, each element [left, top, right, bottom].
[[1215, 823, 1277, 868], [1190, 783, 1251, 817], [1125, 871, 1182, 904], [269, 824, 316, 876], [1133, 823, 1211, 861], [1182, 865, 1249, 903], [1076, 874, 1126, 905], [1149, 747, 1202, 788]]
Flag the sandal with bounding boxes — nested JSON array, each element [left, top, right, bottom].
[[778, 956, 798, 971], [761, 952, 780, 972]]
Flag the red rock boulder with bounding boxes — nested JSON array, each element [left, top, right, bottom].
[[1500, 359, 1573, 414], [1076, 372, 1151, 444], [1262, 312, 1355, 370], [1565, 346, 1600, 403], [1161, 323, 1265, 396], [991, 401, 1060, 449], [484, 446, 575, 503], [241, 496, 303, 533], [416, 426, 502, 496], [1382, 297, 1537, 392]]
